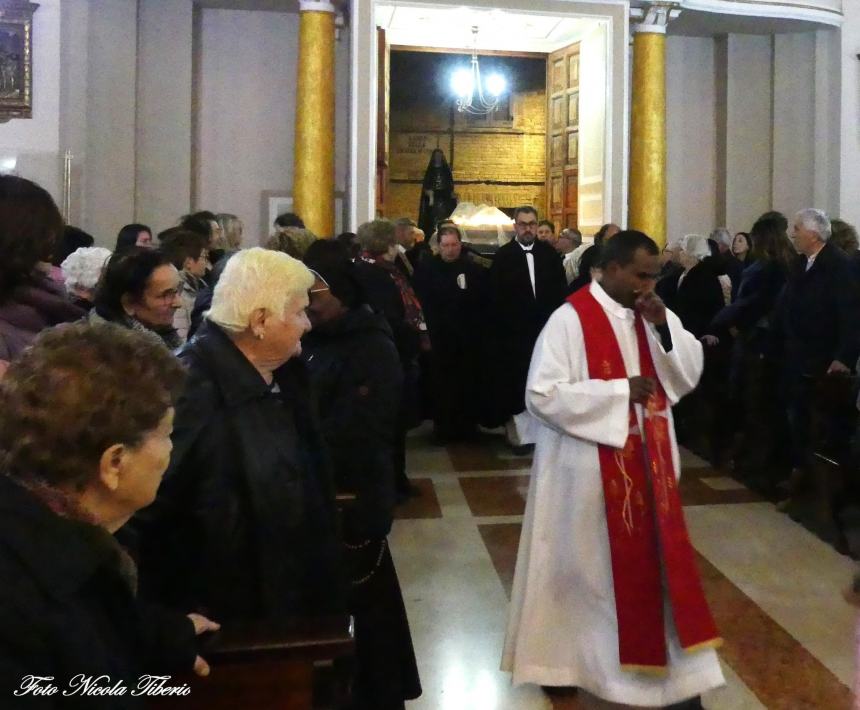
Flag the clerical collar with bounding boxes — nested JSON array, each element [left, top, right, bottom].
[[590, 280, 633, 320]]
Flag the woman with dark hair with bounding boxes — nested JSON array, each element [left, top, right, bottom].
[[0, 176, 86, 376], [53, 225, 95, 267], [92, 248, 182, 348], [831, 218, 860, 280], [732, 231, 753, 268], [274, 211, 305, 230], [709, 215, 796, 485], [0, 322, 217, 701], [418, 148, 456, 238], [302, 239, 421, 709], [116, 223, 154, 253]]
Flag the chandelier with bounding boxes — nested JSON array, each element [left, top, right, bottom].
[[451, 26, 507, 115]]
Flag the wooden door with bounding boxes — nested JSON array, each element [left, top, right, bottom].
[[376, 27, 390, 217], [546, 43, 580, 231]]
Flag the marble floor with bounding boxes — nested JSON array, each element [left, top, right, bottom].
[[389, 425, 857, 709]]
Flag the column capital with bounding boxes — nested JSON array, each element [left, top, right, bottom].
[[630, 2, 681, 34], [299, 0, 336, 14]]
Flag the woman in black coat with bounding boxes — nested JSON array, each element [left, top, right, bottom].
[[673, 234, 733, 463], [0, 322, 214, 707], [128, 248, 344, 623], [709, 217, 795, 484], [302, 240, 421, 709]]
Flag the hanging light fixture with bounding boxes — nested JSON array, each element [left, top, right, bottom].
[[450, 26, 507, 115]]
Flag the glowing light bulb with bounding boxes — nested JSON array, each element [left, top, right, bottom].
[[451, 69, 473, 98], [485, 73, 506, 97]]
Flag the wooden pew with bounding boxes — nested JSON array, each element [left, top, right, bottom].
[[149, 615, 355, 710], [789, 375, 859, 550]]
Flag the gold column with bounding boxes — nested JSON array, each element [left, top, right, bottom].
[[294, 0, 336, 237], [629, 4, 675, 248]]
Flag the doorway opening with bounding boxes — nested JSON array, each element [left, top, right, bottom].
[[373, 3, 614, 241]]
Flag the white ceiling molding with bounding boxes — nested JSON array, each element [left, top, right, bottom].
[[676, 0, 842, 27], [375, 3, 597, 53]]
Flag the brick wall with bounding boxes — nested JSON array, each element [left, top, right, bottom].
[[387, 51, 547, 223]]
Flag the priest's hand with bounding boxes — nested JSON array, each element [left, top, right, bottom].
[[635, 291, 667, 326], [629, 376, 657, 405]]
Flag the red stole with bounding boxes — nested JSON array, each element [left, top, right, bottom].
[[567, 287, 721, 673]]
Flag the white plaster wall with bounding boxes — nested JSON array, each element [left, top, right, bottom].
[[772, 32, 815, 217], [813, 28, 840, 216], [198, 8, 350, 243], [59, 0, 90, 230], [136, 0, 194, 230], [0, 0, 62, 203], [83, 0, 138, 244], [839, 3, 860, 227], [578, 21, 607, 233], [725, 34, 773, 233], [666, 35, 716, 242]]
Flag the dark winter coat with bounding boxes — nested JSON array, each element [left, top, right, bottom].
[[301, 306, 403, 540], [487, 237, 568, 421], [126, 320, 345, 622], [353, 259, 420, 364], [710, 259, 787, 357], [776, 242, 860, 375], [0, 275, 86, 362], [673, 261, 725, 339], [0, 476, 197, 708]]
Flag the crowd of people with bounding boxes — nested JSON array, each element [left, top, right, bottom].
[[1, 169, 859, 708]]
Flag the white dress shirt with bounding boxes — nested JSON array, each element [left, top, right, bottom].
[[517, 239, 536, 297]]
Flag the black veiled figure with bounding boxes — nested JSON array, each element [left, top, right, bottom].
[[418, 149, 457, 237]]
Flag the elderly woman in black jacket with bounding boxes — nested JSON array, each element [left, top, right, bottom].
[[128, 247, 344, 623], [0, 322, 217, 707], [672, 234, 733, 463], [301, 240, 420, 709]]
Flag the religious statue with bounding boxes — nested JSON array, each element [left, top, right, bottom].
[[418, 148, 457, 238]]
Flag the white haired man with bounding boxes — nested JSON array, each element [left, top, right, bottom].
[[777, 208, 860, 507]]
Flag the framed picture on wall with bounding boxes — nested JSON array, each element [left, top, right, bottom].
[[0, 2, 37, 121], [263, 192, 344, 242]]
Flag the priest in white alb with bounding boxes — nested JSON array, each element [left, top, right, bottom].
[[502, 231, 725, 708]]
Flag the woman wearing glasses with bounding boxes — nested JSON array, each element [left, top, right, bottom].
[[91, 247, 183, 349]]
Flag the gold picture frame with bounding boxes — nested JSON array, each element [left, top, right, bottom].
[[0, 2, 38, 122]]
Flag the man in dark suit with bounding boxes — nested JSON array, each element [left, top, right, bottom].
[[777, 208, 860, 502], [487, 206, 568, 451]]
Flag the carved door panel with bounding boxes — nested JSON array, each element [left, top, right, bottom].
[[546, 43, 579, 230], [376, 27, 389, 217]]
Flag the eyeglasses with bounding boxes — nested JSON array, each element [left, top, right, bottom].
[[516, 221, 538, 229], [308, 269, 330, 294]]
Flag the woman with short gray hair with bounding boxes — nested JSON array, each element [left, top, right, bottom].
[[129, 247, 345, 623]]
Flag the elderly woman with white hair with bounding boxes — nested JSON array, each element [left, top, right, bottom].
[[673, 234, 734, 464], [127, 247, 344, 623], [60, 245, 112, 310]]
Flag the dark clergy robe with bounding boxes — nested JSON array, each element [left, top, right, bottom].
[[486, 237, 568, 423], [414, 254, 488, 440]]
